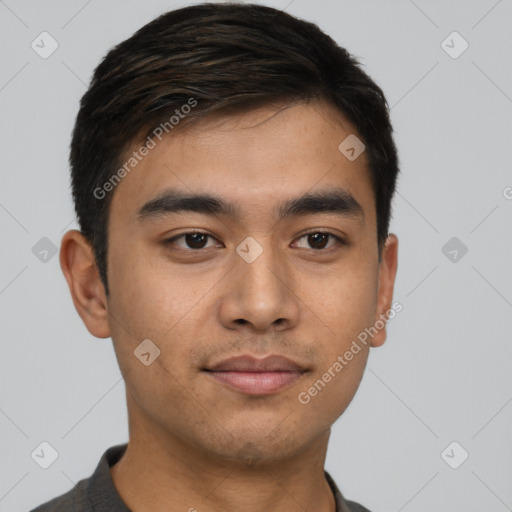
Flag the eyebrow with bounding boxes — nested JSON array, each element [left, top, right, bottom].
[[136, 187, 364, 223]]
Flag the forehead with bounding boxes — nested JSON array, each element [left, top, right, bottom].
[[108, 101, 375, 228]]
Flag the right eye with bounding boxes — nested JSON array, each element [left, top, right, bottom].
[[164, 231, 223, 251]]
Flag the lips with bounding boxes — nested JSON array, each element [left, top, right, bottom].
[[203, 354, 308, 395], [206, 354, 307, 372]]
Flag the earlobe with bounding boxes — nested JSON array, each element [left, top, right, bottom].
[[59, 229, 111, 339], [371, 233, 399, 348]]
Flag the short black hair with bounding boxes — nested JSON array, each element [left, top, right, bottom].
[[69, 2, 399, 296]]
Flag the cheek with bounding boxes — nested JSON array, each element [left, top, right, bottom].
[[296, 290, 373, 424], [293, 259, 378, 411], [106, 249, 219, 379], [299, 259, 379, 343], [297, 349, 369, 427], [107, 245, 196, 338]]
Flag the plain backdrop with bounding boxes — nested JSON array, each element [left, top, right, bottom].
[[1, 1, 511, 511]]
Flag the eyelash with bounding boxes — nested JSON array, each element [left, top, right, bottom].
[[164, 230, 346, 254]]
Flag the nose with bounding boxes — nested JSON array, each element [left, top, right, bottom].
[[217, 237, 300, 332]]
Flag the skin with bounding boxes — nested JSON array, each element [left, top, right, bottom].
[[60, 100, 398, 512]]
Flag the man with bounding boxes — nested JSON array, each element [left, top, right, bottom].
[[32, 2, 399, 511]]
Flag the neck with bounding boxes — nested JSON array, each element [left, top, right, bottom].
[[110, 404, 336, 512]]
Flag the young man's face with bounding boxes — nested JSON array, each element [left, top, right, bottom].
[[65, 100, 397, 465]]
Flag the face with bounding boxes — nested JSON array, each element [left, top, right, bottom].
[[62, 100, 398, 466]]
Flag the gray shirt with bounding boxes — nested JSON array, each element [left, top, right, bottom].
[[30, 444, 372, 512]]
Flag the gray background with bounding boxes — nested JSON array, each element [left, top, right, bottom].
[[1, 0, 511, 511]]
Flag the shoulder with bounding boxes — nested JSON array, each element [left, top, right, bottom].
[[28, 443, 128, 512], [29, 478, 91, 511], [344, 498, 374, 512], [324, 470, 373, 512]]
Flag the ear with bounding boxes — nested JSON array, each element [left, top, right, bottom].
[[370, 233, 399, 348], [59, 229, 111, 339]]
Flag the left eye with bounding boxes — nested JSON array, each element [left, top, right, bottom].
[[293, 232, 343, 251]]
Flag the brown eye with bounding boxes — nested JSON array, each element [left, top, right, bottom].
[[166, 231, 221, 251], [307, 232, 329, 249], [183, 233, 208, 249], [294, 231, 344, 251]]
